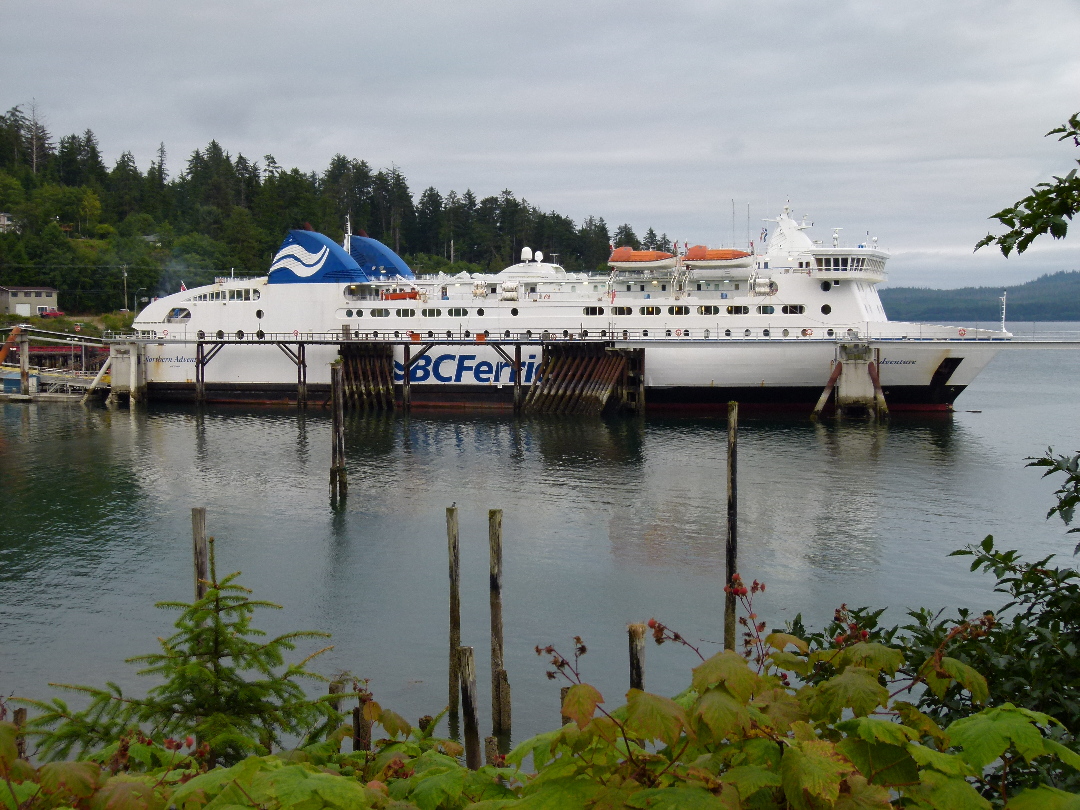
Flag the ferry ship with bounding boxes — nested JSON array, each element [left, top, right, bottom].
[[130, 206, 1009, 411]]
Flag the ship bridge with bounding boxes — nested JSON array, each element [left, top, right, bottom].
[[808, 249, 888, 283]]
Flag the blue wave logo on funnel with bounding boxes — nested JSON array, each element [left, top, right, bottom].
[[267, 230, 368, 284]]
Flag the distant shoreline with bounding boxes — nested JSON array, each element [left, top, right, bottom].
[[880, 270, 1080, 322]]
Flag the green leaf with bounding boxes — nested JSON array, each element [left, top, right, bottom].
[[894, 702, 949, 748], [780, 739, 854, 810], [768, 651, 811, 678], [1044, 738, 1080, 771], [835, 717, 916, 746], [691, 651, 762, 700], [907, 769, 991, 810], [751, 688, 807, 733], [694, 686, 750, 740], [379, 708, 412, 739], [836, 737, 918, 787], [907, 742, 975, 777], [561, 684, 603, 730], [834, 773, 893, 809], [1009, 785, 1080, 810], [517, 775, 605, 808], [0, 723, 17, 778], [505, 729, 561, 770], [89, 775, 167, 810], [0, 780, 39, 810], [408, 766, 465, 810], [38, 760, 101, 799], [947, 704, 1048, 768], [765, 633, 809, 654], [625, 786, 726, 808], [624, 689, 690, 747], [720, 764, 782, 800], [840, 643, 903, 677], [938, 657, 989, 705], [812, 667, 888, 720]]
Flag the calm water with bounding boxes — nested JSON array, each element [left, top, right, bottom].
[[3, 323, 1080, 745]]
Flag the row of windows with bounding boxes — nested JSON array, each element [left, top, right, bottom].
[[341, 304, 821, 318], [7, 290, 50, 297], [189, 288, 261, 302], [816, 256, 883, 272]]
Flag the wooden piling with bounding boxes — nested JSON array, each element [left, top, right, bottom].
[[447, 505, 461, 715], [725, 401, 738, 651], [485, 736, 499, 766], [13, 707, 27, 760], [459, 646, 481, 770], [560, 686, 571, 725], [629, 623, 646, 691], [328, 680, 345, 713], [296, 342, 308, 409], [402, 344, 412, 412], [192, 507, 209, 600], [330, 363, 347, 499], [352, 706, 371, 751], [489, 509, 511, 735]]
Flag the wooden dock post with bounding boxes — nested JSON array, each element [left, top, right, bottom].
[[725, 401, 738, 650], [192, 507, 209, 600], [328, 680, 345, 713], [459, 646, 481, 769], [489, 509, 511, 736], [296, 342, 308, 409], [18, 329, 29, 394], [330, 364, 347, 499], [352, 706, 371, 751], [628, 623, 646, 690], [560, 686, 571, 725], [13, 707, 27, 760], [447, 505, 461, 715], [485, 735, 499, 766]]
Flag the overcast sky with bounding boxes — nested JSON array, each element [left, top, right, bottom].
[[3, 0, 1078, 288]]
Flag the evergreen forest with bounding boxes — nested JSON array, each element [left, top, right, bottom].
[[0, 105, 671, 314]]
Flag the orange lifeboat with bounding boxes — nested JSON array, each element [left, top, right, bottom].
[[607, 247, 677, 270], [683, 246, 751, 261], [682, 245, 756, 278]]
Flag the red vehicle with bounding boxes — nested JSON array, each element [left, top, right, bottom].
[[39, 308, 66, 318]]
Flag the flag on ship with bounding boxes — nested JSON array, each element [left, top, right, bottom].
[[180, 281, 187, 291]]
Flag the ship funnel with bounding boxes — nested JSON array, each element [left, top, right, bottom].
[[521, 246, 534, 262]]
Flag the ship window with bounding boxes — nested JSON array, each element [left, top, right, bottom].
[[511, 308, 519, 316], [355, 309, 363, 317], [165, 308, 191, 323], [726, 306, 749, 315], [593, 285, 600, 292], [668, 306, 689, 315], [640, 306, 661, 315], [626, 284, 632, 291], [827, 329, 835, 337], [612, 306, 633, 316], [422, 308, 442, 317], [757, 305, 774, 314], [252, 289, 260, 300], [821, 304, 832, 315], [346, 309, 353, 317], [697, 283, 702, 291], [396, 308, 415, 317], [256, 309, 263, 318], [763, 329, 770, 337], [583, 307, 605, 316], [490, 286, 497, 294], [821, 281, 832, 291], [345, 284, 363, 300], [448, 308, 469, 317], [476, 308, 484, 316], [782, 305, 805, 314], [371, 308, 390, 317], [661, 284, 667, 291], [698, 306, 720, 315], [724, 329, 731, 337], [841, 257, 849, 268], [640, 285, 645, 291]]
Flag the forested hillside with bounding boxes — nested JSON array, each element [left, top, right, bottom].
[[0, 105, 671, 313], [880, 270, 1080, 322]]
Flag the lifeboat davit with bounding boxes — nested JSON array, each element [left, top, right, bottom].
[[607, 247, 677, 271], [683, 245, 755, 279]]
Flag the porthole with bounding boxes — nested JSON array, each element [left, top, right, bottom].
[[346, 309, 353, 317], [665, 329, 672, 337], [484, 330, 490, 338], [724, 329, 731, 337], [216, 330, 224, 340], [783, 329, 790, 337], [257, 330, 265, 340], [464, 330, 471, 338], [820, 281, 832, 292], [511, 308, 519, 316], [427, 331, 434, 338], [763, 329, 770, 337], [827, 329, 835, 337], [600, 330, 607, 338], [821, 304, 832, 315], [704, 329, 710, 338], [394, 331, 401, 338], [642, 329, 649, 337], [477, 308, 485, 316], [581, 330, 589, 338], [372, 331, 379, 338], [255, 309, 264, 319], [504, 330, 510, 338], [236, 330, 244, 340], [622, 330, 629, 339], [197, 330, 206, 340], [446, 331, 452, 338], [563, 330, 569, 338], [744, 329, 751, 337]]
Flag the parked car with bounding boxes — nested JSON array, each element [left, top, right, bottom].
[[39, 308, 66, 318]]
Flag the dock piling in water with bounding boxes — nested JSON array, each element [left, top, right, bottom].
[[458, 646, 481, 769], [489, 509, 511, 736], [629, 623, 646, 691], [725, 401, 738, 651], [192, 507, 209, 600], [447, 505, 461, 715], [330, 363, 347, 500]]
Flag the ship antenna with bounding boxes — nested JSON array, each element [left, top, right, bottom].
[[1000, 289, 1007, 332], [344, 214, 352, 250]]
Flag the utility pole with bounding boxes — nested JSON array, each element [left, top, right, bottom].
[[122, 265, 129, 311]]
